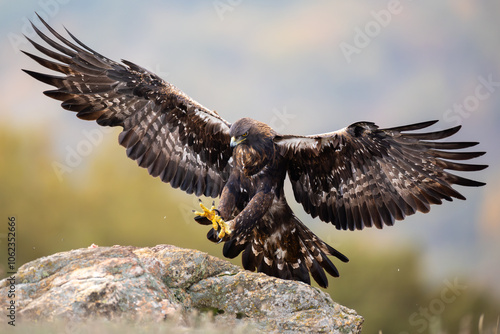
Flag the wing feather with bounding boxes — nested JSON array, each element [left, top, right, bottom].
[[275, 121, 487, 230], [23, 16, 232, 197]]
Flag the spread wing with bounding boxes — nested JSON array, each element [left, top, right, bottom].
[[23, 16, 232, 197], [275, 120, 487, 231]]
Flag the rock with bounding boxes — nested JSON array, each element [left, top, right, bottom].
[[0, 245, 363, 333]]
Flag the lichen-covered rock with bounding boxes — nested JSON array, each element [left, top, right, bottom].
[[0, 245, 363, 333]]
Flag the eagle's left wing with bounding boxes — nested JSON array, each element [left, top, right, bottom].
[[274, 120, 487, 231], [23, 16, 232, 198]]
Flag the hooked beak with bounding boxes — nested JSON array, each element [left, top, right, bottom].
[[230, 136, 245, 148]]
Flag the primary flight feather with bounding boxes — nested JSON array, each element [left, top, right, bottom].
[[23, 15, 487, 288]]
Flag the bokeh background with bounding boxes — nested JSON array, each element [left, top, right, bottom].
[[1, 1, 499, 332]]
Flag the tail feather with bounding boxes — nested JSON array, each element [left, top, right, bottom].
[[216, 215, 347, 288], [320, 252, 340, 278], [310, 260, 328, 288]]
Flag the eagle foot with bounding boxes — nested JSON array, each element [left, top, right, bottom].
[[194, 202, 232, 239]]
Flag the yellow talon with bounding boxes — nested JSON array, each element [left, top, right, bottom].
[[194, 202, 232, 238], [194, 202, 217, 221], [216, 216, 232, 238]]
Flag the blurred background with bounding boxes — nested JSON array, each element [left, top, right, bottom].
[[0, 1, 499, 332]]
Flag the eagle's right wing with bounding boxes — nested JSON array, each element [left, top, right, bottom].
[[23, 15, 232, 197]]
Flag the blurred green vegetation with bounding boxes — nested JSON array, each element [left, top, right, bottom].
[[1, 125, 499, 333]]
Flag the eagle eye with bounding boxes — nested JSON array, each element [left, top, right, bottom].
[[242, 132, 248, 137]]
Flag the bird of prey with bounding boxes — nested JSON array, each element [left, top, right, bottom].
[[23, 16, 487, 288]]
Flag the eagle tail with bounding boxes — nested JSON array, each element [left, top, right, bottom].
[[213, 215, 348, 288]]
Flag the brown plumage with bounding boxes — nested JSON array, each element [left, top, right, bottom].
[[23, 16, 487, 288]]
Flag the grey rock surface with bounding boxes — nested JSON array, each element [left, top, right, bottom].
[[0, 244, 363, 333]]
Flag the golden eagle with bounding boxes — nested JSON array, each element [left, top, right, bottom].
[[23, 17, 487, 288]]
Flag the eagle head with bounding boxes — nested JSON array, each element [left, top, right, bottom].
[[230, 117, 275, 149]]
